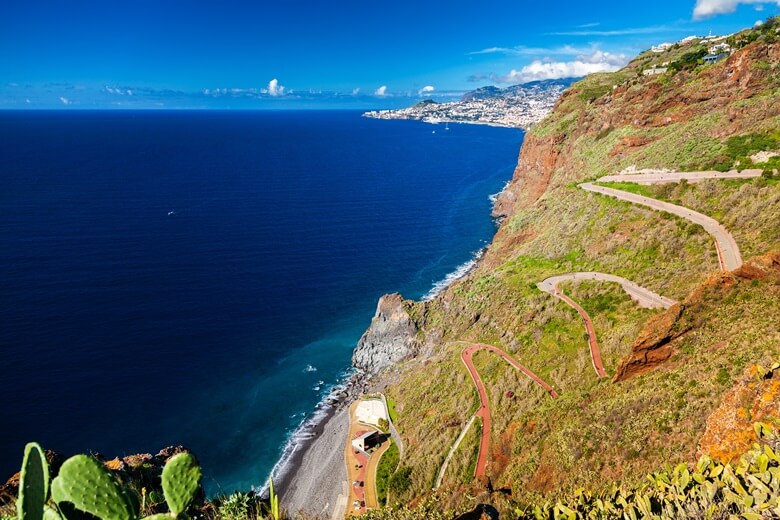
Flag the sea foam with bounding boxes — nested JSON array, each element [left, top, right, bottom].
[[422, 249, 485, 301]]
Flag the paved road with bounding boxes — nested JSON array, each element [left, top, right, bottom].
[[460, 344, 558, 480], [537, 272, 676, 309], [537, 273, 676, 379], [580, 182, 743, 271], [597, 169, 762, 185]]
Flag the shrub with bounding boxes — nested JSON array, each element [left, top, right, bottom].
[[388, 466, 413, 497]]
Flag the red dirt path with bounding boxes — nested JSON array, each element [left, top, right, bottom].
[[460, 343, 558, 479], [551, 289, 608, 378]]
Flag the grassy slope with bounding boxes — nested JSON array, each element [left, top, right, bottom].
[[378, 27, 780, 514]]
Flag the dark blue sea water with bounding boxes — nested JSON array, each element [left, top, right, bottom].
[[0, 110, 522, 493]]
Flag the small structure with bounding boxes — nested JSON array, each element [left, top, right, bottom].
[[352, 431, 382, 453], [652, 43, 672, 53], [709, 42, 732, 55], [355, 399, 388, 427], [643, 66, 668, 76], [704, 53, 729, 65]]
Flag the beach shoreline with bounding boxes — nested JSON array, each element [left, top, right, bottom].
[[274, 372, 370, 517]]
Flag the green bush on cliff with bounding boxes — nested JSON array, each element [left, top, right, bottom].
[[376, 442, 401, 506]]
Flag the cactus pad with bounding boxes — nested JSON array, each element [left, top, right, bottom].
[[18, 442, 49, 520], [51, 455, 135, 520], [42, 505, 62, 520], [161, 453, 201, 516]]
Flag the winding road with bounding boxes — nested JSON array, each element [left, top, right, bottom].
[[538, 272, 676, 309], [537, 272, 676, 379], [450, 343, 557, 482], [597, 169, 762, 185], [580, 182, 743, 271]]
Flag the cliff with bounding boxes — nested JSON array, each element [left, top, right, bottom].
[[356, 21, 780, 515], [352, 293, 420, 375]]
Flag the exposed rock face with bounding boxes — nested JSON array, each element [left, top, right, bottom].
[[614, 250, 780, 382], [612, 303, 689, 382], [698, 365, 780, 463], [491, 132, 561, 220], [353, 293, 419, 375]]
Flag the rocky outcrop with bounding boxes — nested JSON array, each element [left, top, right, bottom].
[[352, 293, 420, 375], [614, 250, 780, 382], [698, 365, 780, 463], [612, 303, 689, 382]]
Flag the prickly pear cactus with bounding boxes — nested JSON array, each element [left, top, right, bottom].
[[18, 442, 49, 520], [161, 453, 201, 516], [50, 455, 136, 520], [269, 479, 280, 520], [42, 506, 62, 520]]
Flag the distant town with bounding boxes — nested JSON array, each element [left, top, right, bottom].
[[363, 79, 576, 130]]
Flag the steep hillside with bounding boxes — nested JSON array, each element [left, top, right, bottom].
[[359, 22, 780, 516]]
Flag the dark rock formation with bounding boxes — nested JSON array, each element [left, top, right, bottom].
[[352, 293, 419, 375]]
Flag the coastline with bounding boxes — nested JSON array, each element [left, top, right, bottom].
[[272, 372, 368, 517], [363, 113, 522, 130], [273, 171, 511, 516]]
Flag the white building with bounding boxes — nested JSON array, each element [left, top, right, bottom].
[[709, 43, 732, 55], [643, 67, 669, 76], [355, 399, 388, 427], [652, 43, 672, 53], [351, 431, 382, 452]]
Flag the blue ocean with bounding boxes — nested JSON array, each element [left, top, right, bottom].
[[0, 110, 522, 493]]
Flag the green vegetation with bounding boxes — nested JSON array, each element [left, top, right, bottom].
[[706, 131, 780, 172], [462, 419, 481, 484], [599, 178, 780, 257], [516, 425, 780, 519], [387, 467, 413, 498], [365, 426, 780, 519], [8, 447, 202, 520], [216, 492, 254, 520], [386, 396, 398, 424], [4, 445, 293, 520], [728, 16, 780, 49], [17, 443, 47, 520], [668, 46, 708, 73], [376, 442, 400, 505]]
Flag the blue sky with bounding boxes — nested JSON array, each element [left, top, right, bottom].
[[0, 0, 778, 108]]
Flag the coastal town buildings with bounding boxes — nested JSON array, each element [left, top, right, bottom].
[[363, 82, 568, 130]]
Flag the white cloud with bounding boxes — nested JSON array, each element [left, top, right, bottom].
[[490, 51, 629, 84], [549, 25, 676, 36], [469, 44, 597, 56], [693, 0, 780, 19], [352, 87, 361, 95], [418, 85, 435, 95], [374, 85, 388, 96], [59, 97, 71, 105], [266, 78, 285, 96]]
